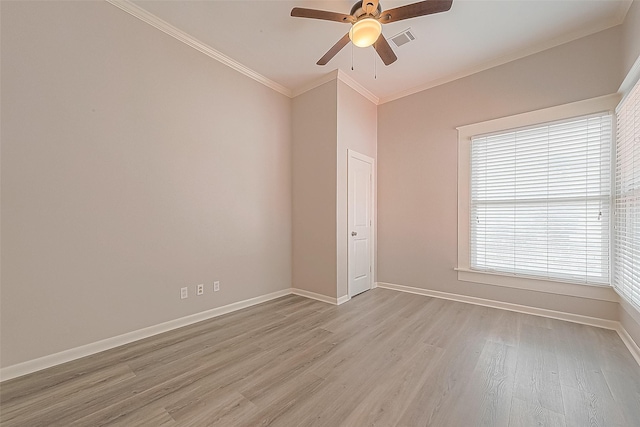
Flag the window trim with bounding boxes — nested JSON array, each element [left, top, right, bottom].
[[457, 94, 620, 302]]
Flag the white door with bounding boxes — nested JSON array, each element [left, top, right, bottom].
[[348, 150, 374, 297]]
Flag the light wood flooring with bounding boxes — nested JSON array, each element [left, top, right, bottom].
[[1, 288, 639, 426]]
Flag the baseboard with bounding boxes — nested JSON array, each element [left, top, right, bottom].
[[376, 282, 618, 330], [376, 281, 640, 367], [619, 296, 640, 328], [291, 288, 339, 305], [0, 288, 291, 382], [337, 295, 351, 305], [617, 298, 640, 365], [616, 323, 640, 367], [6, 282, 636, 382]]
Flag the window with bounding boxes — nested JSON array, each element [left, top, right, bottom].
[[470, 113, 612, 285], [615, 78, 640, 309], [457, 95, 620, 299]]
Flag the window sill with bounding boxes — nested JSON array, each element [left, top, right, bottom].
[[455, 268, 619, 302]]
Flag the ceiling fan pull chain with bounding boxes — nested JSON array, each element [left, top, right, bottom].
[[374, 49, 377, 79], [351, 42, 354, 71]]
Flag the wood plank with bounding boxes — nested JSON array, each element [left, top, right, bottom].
[[554, 320, 614, 400], [106, 405, 177, 427], [446, 340, 517, 427], [396, 305, 501, 426], [338, 343, 444, 426], [0, 364, 136, 425], [237, 373, 325, 426], [561, 384, 627, 427], [509, 396, 567, 426], [513, 323, 565, 416]]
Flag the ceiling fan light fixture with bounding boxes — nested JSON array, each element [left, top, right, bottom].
[[292, 0, 453, 65], [349, 18, 382, 47]]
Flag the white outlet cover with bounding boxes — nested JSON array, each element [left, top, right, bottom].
[[197, 284, 204, 296], [214, 281, 220, 292], [180, 287, 188, 299]]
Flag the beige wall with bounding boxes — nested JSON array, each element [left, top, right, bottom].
[[291, 78, 377, 300], [377, 26, 624, 320], [291, 81, 338, 298], [336, 81, 377, 299], [622, 0, 640, 79], [1, 1, 292, 367]]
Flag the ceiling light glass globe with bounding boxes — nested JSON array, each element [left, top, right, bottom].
[[349, 18, 382, 48]]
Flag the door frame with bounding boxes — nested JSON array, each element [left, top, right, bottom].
[[347, 149, 375, 298]]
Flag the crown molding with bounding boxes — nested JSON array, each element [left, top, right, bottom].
[[107, 0, 631, 106], [379, 10, 630, 105], [105, 0, 292, 98], [291, 70, 341, 99], [336, 69, 379, 104], [291, 69, 379, 104]]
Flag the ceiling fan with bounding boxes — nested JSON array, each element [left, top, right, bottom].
[[291, 0, 453, 66]]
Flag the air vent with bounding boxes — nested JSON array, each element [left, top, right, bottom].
[[390, 29, 415, 48]]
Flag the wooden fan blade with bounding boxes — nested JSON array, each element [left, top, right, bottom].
[[291, 7, 355, 23], [379, 0, 452, 24], [373, 34, 397, 66], [363, 0, 379, 15], [317, 33, 351, 66]]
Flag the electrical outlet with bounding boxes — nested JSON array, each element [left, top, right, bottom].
[[180, 287, 188, 299], [214, 281, 220, 292], [197, 284, 204, 296]]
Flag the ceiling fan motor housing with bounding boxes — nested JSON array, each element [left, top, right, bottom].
[[350, 1, 382, 19]]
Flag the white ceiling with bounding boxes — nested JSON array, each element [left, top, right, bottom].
[[129, 0, 631, 102]]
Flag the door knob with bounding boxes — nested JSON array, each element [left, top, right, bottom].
[[351, 231, 357, 236]]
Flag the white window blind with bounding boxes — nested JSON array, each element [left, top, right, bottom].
[[615, 79, 640, 308], [470, 113, 612, 285]]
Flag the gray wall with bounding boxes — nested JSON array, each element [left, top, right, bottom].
[[1, 1, 292, 367], [377, 25, 624, 320]]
